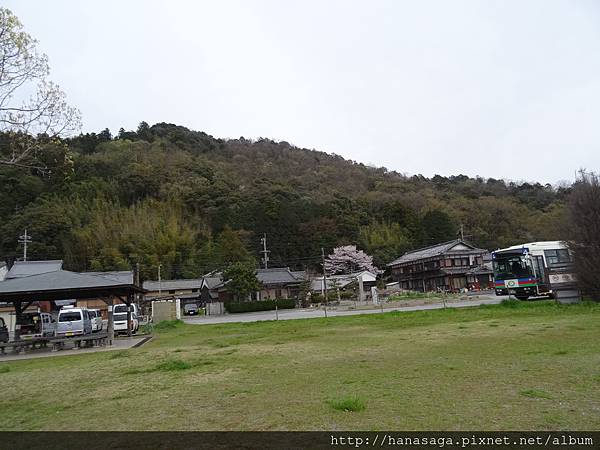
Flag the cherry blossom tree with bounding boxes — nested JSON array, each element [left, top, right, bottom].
[[324, 245, 378, 275]]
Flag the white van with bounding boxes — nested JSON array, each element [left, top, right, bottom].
[[112, 304, 139, 334], [88, 309, 103, 333], [56, 306, 92, 338]]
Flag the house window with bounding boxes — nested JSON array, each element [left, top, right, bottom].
[[276, 289, 282, 298], [169, 290, 175, 294], [192, 289, 198, 293]]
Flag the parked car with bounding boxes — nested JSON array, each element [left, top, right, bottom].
[[56, 306, 92, 338], [183, 303, 199, 315], [112, 303, 139, 334], [19, 312, 56, 339], [88, 309, 103, 333], [0, 317, 8, 343]]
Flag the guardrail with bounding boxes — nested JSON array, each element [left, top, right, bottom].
[[0, 332, 109, 355]]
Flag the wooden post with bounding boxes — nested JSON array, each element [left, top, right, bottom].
[[127, 296, 132, 337], [11, 300, 32, 342], [105, 297, 114, 345]]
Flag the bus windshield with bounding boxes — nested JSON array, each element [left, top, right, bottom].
[[493, 256, 532, 280]]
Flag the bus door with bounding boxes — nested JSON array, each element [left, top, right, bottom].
[[532, 255, 549, 294]]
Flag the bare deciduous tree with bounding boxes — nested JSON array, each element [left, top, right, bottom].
[[566, 170, 600, 300], [0, 7, 81, 169]]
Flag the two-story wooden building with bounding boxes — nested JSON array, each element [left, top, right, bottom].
[[387, 239, 493, 292]]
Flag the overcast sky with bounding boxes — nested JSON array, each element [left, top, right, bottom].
[[5, 0, 600, 184]]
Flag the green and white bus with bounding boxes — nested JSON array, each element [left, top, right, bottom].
[[492, 241, 571, 300]]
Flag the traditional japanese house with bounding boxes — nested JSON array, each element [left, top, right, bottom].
[[388, 239, 493, 292]]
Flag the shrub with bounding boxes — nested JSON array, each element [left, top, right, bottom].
[[311, 294, 323, 304], [225, 298, 295, 313], [139, 323, 154, 334], [310, 293, 338, 304]]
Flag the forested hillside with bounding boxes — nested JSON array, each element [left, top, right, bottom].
[[0, 123, 569, 280]]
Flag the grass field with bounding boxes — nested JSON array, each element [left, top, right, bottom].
[[1, 301, 599, 430]]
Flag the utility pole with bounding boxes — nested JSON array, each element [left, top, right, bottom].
[[260, 234, 270, 269], [322, 247, 328, 318], [158, 264, 162, 296], [135, 262, 141, 304], [458, 224, 473, 242], [18, 229, 32, 261]]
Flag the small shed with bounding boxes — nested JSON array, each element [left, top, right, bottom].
[[0, 269, 145, 343]]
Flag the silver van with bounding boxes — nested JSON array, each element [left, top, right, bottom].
[[56, 306, 92, 338], [88, 309, 103, 333]]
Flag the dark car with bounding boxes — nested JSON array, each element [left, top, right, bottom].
[[0, 317, 9, 343], [183, 303, 199, 316]]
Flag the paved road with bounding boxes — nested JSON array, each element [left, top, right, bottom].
[[184, 295, 504, 325]]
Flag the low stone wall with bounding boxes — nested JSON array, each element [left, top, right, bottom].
[[152, 301, 178, 322]]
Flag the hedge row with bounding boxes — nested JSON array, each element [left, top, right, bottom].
[[311, 291, 354, 303], [225, 298, 296, 313]]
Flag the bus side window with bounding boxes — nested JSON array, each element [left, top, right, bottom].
[[545, 250, 558, 265], [557, 249, 571, 263], [545, 249, 571, 265]]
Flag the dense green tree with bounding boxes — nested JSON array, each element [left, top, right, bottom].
[[136, 121, 152, 141], [222, 261, 260, 301], [211, 227, 253, 267], [0, 121, 570, 279], [421, 210, 456, 245], [359, 221, 413, 267]]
